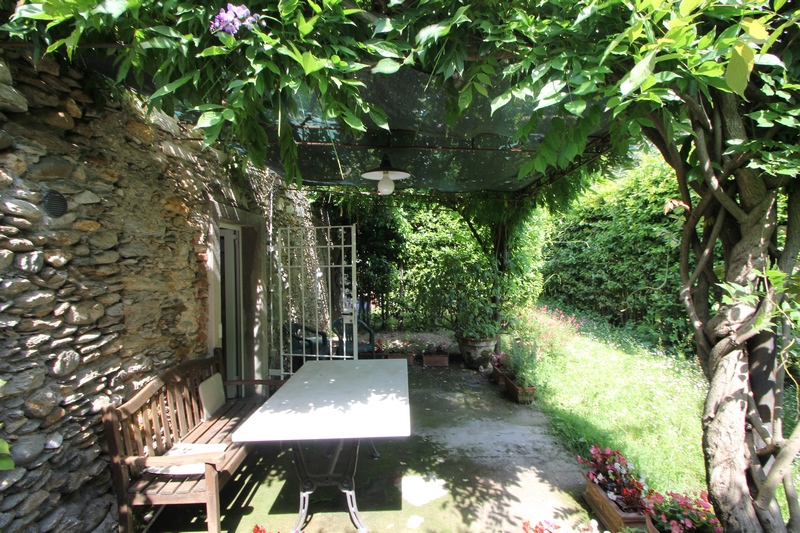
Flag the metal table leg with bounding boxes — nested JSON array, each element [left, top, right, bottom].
[[289, 439, 369, 533]]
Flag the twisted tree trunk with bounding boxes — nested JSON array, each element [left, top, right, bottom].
[[645, 88, 799, 532]]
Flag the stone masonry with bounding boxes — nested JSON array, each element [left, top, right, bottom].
[[0, 48, 314, 533]]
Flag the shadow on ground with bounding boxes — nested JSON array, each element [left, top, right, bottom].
[[140, 361, 589, 533]]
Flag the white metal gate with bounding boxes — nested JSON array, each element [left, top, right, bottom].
[[272, 225, 358, 378]]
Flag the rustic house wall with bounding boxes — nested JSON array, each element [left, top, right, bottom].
[[0, 49, 316, 533]]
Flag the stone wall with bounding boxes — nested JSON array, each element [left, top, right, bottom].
[[0, 48, 312, 533]]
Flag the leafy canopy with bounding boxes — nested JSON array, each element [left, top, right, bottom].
[[5, 0, 795, 187]]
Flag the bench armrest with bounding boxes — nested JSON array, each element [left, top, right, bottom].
[[122, 451, 226, 468]]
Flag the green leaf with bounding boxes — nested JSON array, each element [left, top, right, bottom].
[[372, 58, 401, 74], [539, 80, 565, 101], [93, 0, 129, 18], [367, 41, 403, 59], [458, 85, 473, 111], [517, 159, 536, 179], [197, 111, 224, 128], [298, 14, 319, 37], [726, 42, 755, 98], [490, 92, 512, 115], [473, 82, 488, 97], [0, 457, 13, 470], [620, 50, 657, 96], [416, 23, 449, 45], [0, 441, 8, 454], [279, 0, 299, 19], [150, 73, 194, 100], [301, 51, 325, 75], [150, 25, 182, 39], [679, 0, 703, 17], [741, 18, 768, 41], [573, 2, 597, 26], [12, 4, 53, 21], [564, 99, 587, 116], [341, 109, 365, 131], [197, 46, 229, 57], [369, 108, 390, 131]]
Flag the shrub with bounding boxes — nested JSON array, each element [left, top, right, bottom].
[[512, 304, 581, 361], [507, 339, 537, 387]]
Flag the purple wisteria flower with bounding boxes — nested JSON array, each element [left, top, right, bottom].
[[209, 4, 257, 36]]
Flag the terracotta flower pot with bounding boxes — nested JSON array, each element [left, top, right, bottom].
[[455, 335, 496, 369], [386, 352, 414, 366], [422, 353, 449, 367], [581, 471, 658, 533], [502, 373, 536, 404]]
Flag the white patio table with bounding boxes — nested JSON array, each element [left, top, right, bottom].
[[231, 359, 410, 533]]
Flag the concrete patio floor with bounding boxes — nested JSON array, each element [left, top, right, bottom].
[[142, 361, 590, 533]]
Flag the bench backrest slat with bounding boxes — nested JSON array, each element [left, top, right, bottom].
[[150, 394, 165, 455], [157, 389, 172, 450], [106, 357, 220, 474]]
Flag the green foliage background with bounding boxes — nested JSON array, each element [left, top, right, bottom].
[[541, 153, 692, 353]]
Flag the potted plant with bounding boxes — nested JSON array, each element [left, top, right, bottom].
[[503, 339, 537, 404], [490, 352, 510, 383], [577, 446, 658, 533], [453, 303, 501, 369], [422, 341, 450, 367], [378, 338, 416, 366]]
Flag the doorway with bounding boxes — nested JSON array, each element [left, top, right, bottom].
[[220, 225, 244, 397]]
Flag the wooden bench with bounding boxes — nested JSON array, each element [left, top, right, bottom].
[[102, 355, 282, 533]]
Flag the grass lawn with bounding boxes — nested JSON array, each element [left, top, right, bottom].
[[524, 307, 708, 494]]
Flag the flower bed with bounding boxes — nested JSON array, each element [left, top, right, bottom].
[[579, 445, 722, 533]]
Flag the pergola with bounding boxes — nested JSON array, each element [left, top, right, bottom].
[[261, 67, 611, 195]]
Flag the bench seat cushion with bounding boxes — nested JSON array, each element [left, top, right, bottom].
[[143, 443, 228, 476], [198, 372, 226, 420]]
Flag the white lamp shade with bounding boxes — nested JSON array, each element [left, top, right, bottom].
[[377, 174, 395, 195], [361, 154, 410, 181]]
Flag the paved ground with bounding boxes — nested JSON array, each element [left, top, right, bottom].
[[142, 359, 590, 533]]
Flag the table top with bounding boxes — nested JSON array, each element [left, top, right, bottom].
[[231, 359, 410, 442]]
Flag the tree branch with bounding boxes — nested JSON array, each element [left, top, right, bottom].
[[784, 471, 800, 533], [679, 92, 712, 134], [693, 125, 749, 222], [756, 422, 800, 516]]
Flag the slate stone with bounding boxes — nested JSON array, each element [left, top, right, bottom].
[[0, 367, 45, 399], [0, 468, 26, 493], [0, 198, 41, 222], [23, 387, 61, 418], [0, 249, 13, 272], [8, 434, 46, 466], [13, 251, 44, 273], [0, 237, 34, 252], [35, 506, 65, 533], [0, 491, 27, 513], [0, 85, 28, 113], [65, 301, 105, 326], [40, 231, 81, 247], [26, 157, 73, 181], [0, 278, 31, 298]]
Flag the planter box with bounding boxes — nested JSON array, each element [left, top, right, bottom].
[[491, 365, 508, 384], [422, 354, 449, 367], [581, 471, 658, 533], [386, 353, 414, 366], [502, 373, 536, 404]]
